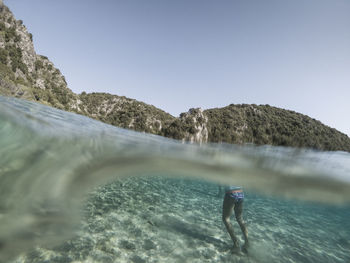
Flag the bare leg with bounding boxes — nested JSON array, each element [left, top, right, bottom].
[[222, 194, 240, 249], [234, 200, 249, 252]]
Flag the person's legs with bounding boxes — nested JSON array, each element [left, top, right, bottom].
[[222, 194, 240, 249], [234, 200, 249, 251]]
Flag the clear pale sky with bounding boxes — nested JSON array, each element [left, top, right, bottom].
[[5, 0, 350, 136]]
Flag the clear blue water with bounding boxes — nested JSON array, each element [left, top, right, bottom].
[[0, 96, 349, 263]]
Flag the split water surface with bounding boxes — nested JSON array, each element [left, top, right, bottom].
[[0, 96, 349, 263]]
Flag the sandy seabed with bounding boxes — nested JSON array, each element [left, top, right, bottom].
[[14, 176, 350, 263]]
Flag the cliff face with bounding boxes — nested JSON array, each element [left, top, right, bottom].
[[0, 3, 173, 134], [180, 108, 208, 144], [0, 2, 76, 109], [0, 2, 349, 152], [161, 108, 209, 144]]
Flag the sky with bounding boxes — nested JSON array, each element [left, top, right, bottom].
[[4, 0, 350, 136]]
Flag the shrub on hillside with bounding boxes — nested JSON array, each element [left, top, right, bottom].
[[0, 48, 8, 65]]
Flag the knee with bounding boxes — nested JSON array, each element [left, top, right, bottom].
[[235, 215, 244, 225], [222, 216, 230, 225]]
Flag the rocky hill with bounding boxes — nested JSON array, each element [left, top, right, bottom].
[[1, 2, 349, 152], [0, 2, 174, 135], [161, 105, 350, 151], [0, 2, 75, 108]]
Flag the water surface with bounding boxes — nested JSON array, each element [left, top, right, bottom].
[[0, 96, 349, 263]]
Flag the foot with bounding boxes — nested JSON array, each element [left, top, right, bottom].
[[231, 245, 240, 254], [241, 242, 249, 254]]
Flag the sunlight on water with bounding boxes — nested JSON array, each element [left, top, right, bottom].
[[0, 96, 350, 263]]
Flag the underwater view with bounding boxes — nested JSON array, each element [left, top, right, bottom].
[[1, 96, 350, 263]]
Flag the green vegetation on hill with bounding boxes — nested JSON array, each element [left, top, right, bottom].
[[204, 104, 350, 151], [78, 92, 175, 134]]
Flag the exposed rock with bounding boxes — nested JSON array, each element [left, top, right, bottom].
[[179, 108, 208, 144]]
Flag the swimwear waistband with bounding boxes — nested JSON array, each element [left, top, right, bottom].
[[225, 189, 243, 194]]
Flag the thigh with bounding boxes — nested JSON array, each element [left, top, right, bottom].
[[234, 199, 243, 220], [223, 194, 235, 218]]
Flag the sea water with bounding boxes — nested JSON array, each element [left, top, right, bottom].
[[0, 96, 349, 263]]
